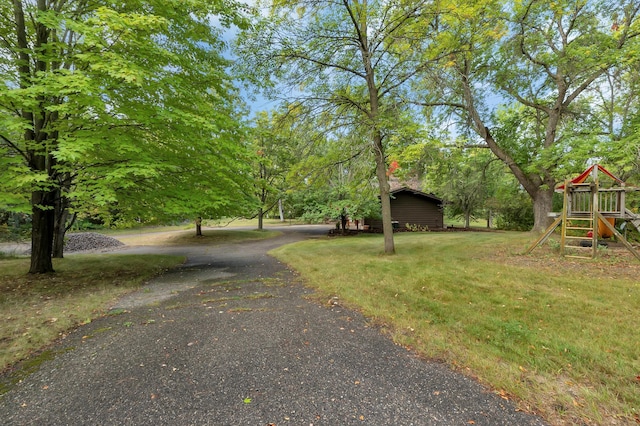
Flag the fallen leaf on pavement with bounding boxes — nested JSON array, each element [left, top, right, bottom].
[[497, 390, 509, 400]]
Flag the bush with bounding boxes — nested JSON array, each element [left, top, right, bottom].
[[494, 195, 534, 231], [0, 212, 30, 242]]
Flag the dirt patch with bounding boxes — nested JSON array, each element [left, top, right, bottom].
[[499, 244, 640, 281], [111, 266, 236, 310]]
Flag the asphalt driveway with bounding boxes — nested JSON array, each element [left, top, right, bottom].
[[0, 225, 547, 425]]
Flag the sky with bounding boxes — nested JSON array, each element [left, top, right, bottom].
[[214, 0, 281, 118]]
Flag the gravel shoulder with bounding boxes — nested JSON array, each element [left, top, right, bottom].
[[0, 225, 547, 425], [0, 232, 125, 256]]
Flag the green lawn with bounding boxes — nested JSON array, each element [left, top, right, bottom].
[[271, 231, 640, 425]]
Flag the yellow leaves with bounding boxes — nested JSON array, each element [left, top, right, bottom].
[[489, 25, 508, 41], [93, 7, 168, 34]]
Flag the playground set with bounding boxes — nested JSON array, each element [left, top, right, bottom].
[[526, 164, 640, 261]]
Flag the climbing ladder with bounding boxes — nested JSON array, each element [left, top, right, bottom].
[[560, 182, 598, 259]]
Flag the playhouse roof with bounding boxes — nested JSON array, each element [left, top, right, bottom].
[[556, 164, 623, 191]]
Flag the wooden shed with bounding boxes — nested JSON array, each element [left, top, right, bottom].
[[364, 187, 444, 230]]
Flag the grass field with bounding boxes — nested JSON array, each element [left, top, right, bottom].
[[271, 231, 640, 425]]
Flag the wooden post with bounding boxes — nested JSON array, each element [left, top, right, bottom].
[[591, 181, 598, 258], [525, 216, 562, 254], [620, 182, 626, 222], [560, 180, 570, 256], [597, 212, 640, 262]]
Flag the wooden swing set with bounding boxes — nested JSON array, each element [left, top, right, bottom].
[[526, 165, 640, 261]]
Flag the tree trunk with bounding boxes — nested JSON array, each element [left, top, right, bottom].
[[460, 64, 558, 234], [52, 203, 69, 258], [257, 209, 264, 230], [464, 212, 471, 228], [354, 5, 394, 254], [532, 187, 554, 233], [52, 186, 70, 258], [29, 190, 55, 274], [16, 0, 57, 273], [278, 199, 284, 221], [195, 217, 202, 236], [373, 131, 395, 254]]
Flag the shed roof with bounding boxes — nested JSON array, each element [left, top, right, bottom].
[[390, 187, 443, 203]]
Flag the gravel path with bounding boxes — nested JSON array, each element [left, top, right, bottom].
[[0, 232, 124, 256], [0, 225, 547, 425]]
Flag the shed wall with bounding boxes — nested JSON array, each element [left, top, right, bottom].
[[366, 192, 443, 230]]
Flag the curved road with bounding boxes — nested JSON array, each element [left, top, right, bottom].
[[0, 225, 547, 425]]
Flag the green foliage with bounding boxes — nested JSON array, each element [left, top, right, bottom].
[[492, 191, 534, 231], [0, 1, 254, 270], [288, 181, 381, 224], [415, 0, 640, 231], [396, 135, 510, 228], [248, 109, 302, 224], [405, 223, 429, 232], [0, 212, 30, 242], [235, 0, 459, 252], [435, 148, 497, 227]]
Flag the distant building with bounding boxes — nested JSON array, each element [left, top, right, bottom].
[[364, 187, 444, 230]]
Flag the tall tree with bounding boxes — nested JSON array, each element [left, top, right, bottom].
[[286, 124, 381, 230], [0, 0, 250, 272], [584, 66, 640, 179], [249, 110, 299, 229], [418, 0, 640, 232], [430, 148, 496, 228], [236, 0, 451, 254]]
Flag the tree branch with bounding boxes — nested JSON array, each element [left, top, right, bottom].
[[278, 51, 366, 80], [0, 133, 28, 160]]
